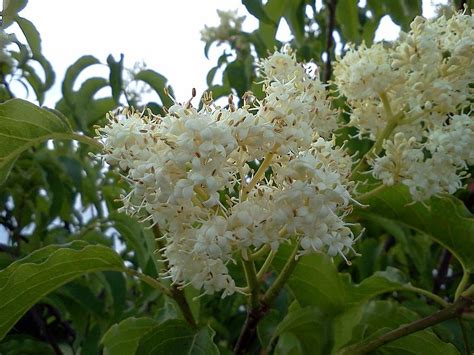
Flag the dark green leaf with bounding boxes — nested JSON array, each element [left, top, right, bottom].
[[273, 305, 331, 355], [136, 319, 219, 355], [15, 16, 41, 56], [332, 301, 459, 354], [273, 244, 346, 314], [1, 0, 28, 28], [107, 54, 124, 104], [0, 335, 55, 355], [358, 185, 474, 273], [134, 69, 174, 108], [62, 55, 101, 106], [242, 0, 275, 24], [0, 241, 125, 340], [345, 267, 408, 307], [102, 317, 159, 355]]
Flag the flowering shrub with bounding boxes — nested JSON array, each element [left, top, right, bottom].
[[0, 2, 473, 355]]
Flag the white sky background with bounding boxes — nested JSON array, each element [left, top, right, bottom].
[[8, 0, 448, 107], [0, 0, 448, 243]]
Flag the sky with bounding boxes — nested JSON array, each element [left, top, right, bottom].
[[8, 0, 447, 107]]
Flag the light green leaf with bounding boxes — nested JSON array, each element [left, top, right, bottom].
[[102, 317, 159, 355], [0, 99, 74, 184], [0, 241, 125, 341], [136, 319, 219, 355], [358, 185, 474, 273], [336, 0, 361, 43]]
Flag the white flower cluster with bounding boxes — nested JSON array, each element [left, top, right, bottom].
[[99, 48, 355, 297], [334, 11, 473, 201], [201, 9, 246, 44]]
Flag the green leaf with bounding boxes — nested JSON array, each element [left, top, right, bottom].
[[102, 317, 158, 355], [0, 99, 73, 184], [224, 60, 249, 98], [272, 305, 331, 355], [336, 0, 361, 43], [134, 69, 174, 109], [62, 55, 101, 106], [333, 301, 459, 354], [1, 0, 28, 28], [23, 64, 45, 104], [383, 0, 422, 31], [242, 0, 275, 24], [0, 241, 125, 341], [107, 54, 124, 104], [15, 16, 41, 57], [109, 212, 157, 274], [257, 0, 288, 49], [358, 185, 474, 273], [273, 244, 346, 314], [136, 319, 219, 355], [345, 267, 408, 307], [283, 0, 306, 45], [0, 335, 55, 355]]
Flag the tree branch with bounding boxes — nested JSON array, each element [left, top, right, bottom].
[[340, 287, 474, 354], [324, 0, 338, 83]]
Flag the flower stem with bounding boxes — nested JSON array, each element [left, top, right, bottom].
[[249, 244, 270, 260], [262, 241, 300, 306], [257, 250, 276, 281], [241, 254, 260, 310], [153, 224, 197, 328], [401, 285, 449, 308], [356, 184, 387, 204], [241, 152, 274, 200], [351, 92, 402, 177]]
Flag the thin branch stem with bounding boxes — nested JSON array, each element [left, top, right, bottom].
[[234, 242, 301, 355], [125, 269, 171, 297], [401, 285, 449, 308], [340, 289, 474, 354]]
